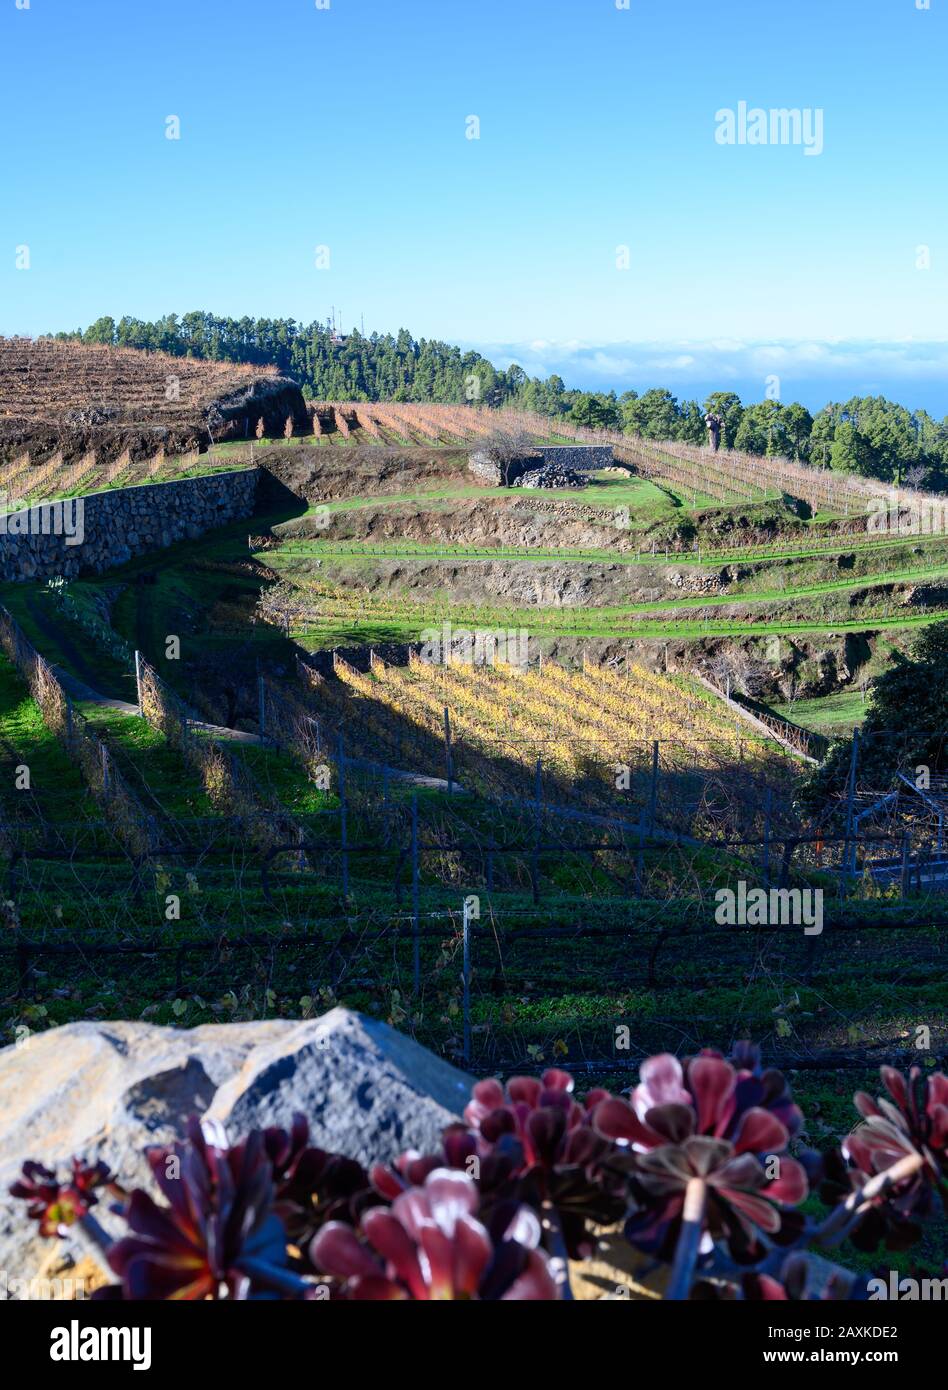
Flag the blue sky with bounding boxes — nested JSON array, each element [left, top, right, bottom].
[[3, 0, 948, 411]]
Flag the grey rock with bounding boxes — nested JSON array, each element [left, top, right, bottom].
[[516, 464, 585, 490], [207, 1007, 472, 1165], [0, 1009, 472, 1291]]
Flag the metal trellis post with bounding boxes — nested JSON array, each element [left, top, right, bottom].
[[411, 794, 420, 993], [462, 897, 473, 1067], [648, 740, 659, 836], [337, 733, 349, 896]]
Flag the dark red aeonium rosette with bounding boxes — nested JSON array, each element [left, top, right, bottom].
[[101, 1117, 290, 1299], [820, 1065, 948, 1251], [594, 1046, 802, 1152], [312, 1167, 559, 1300], [850, 1065, 948, 1190], [10, 1156, 112, 1238], [371, 1068, 625, 1258], [593, 1049, 808, 1264], [257, 1113, 380, 1249]]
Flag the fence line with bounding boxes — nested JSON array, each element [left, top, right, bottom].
[[0, 605, 156, 854], [136, 654, 298, 851], [5, 901, 943, 1072]]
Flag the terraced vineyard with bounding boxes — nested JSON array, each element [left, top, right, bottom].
[[329, 652, 780, 781], [0, 444, 252, 502], [1, 372, 947, 1202], [0, 336, 299, 492]]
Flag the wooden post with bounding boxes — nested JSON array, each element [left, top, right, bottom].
[[843, 728, 860, 877], [443, 706, 453, 794], [532, 758, 542, 905], [412, 794, 420, 993], [134, 650, 143, 716], [648, 740, 659, 835], [462, 897, 473, 1067], [337, 733, 349, 897], [636, 805, 646, 894]]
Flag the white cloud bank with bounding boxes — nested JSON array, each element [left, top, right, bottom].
[[463, 339, 948, 412]]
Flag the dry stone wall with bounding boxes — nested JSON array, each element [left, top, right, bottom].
[[0, 467, 258, 581], [533, 445, 614, 469], [469, 444, 614, 486]]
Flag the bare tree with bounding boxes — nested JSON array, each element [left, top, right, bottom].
[[707, 646, 773, 701], [781, 668, 801, 715], [475, 429, 537, 485]]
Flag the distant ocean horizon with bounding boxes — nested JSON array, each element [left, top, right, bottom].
[[464, 340, 948, 418]]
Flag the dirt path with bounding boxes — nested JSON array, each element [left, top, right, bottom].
[[54, 670, 263, 745], [24, 591, 128, 698]]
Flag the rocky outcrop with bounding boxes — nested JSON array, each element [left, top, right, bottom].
[[208, 376, 309, 441], [0, 1009, 472, 1294]]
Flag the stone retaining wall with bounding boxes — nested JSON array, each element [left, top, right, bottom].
[[469, 444, 614, 487], [533, 445, 614, 469], [0, 468, 258, 581]]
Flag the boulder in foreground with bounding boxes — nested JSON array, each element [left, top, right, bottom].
[[0, 1008, 471, 1290]]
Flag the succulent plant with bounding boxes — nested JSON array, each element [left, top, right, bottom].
[[593, 1047, 802, 1153], [10, 1050, 945, 1303], [623, 1133, 807, 1264], [9, 1157, 112, 1238], [256, 1113, 380, 1249], [592, 1046, 808, 1288], [100, 1118, 293, 1300], [849, 1065, 948, 1190], [372, 1069, 625, 1260], [311, 1168, 558, 1300], [818, 1065, 948, 1252]]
